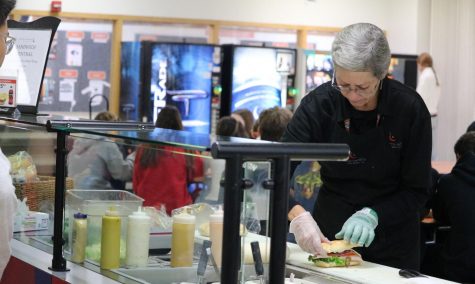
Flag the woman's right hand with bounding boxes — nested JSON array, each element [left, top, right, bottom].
[[289, 211, 329, 256]]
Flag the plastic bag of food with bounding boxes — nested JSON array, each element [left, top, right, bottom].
[[8, 151, 38, 183], [143, 205, 172, 230]]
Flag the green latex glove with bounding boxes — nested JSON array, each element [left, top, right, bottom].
[[335, 208, 378, 247]]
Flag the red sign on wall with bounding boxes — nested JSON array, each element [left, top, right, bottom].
[[87, 71, 107, 80], [59, 69, 79, 78], [66, 31, 85, 42]]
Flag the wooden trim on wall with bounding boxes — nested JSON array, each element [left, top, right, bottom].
[[109, 19, 123, 115], [208, 24, 220, 44], [297, 29, 307, 49], [11, 9, 342, 32]]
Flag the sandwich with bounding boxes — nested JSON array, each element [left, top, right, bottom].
[[308, 240, 363, 268]]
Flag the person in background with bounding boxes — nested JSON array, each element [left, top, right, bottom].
[[94, 111, 118, 121], [198, 115, 249, 205], [67, 111, 134, 189], [232, 109, 254, 138], [417, 52, 441, 160], [467, 120, 475, 132], [215, 116, 249, 138], [250, 107, 275, 140], [0, 0, 18, 279], [282, 23, 431, 270], [258, 106, 292, 141], [244, 107, 293, 234], [432, 131, 475, 283], [251, 119, 260, 139], [133, 106, 203, 215]]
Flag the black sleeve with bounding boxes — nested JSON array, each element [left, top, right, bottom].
[[282, 94, 320, 212], [373, 99, 432, 226], [424, 168, 441, 214], [281, 94, 324, 143], [432, 175, 450, 225]]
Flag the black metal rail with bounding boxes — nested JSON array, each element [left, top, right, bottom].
[[212, 141, 349, 284]]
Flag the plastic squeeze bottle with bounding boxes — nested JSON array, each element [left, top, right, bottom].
[[209, 206, 224, 267], [170, 211, 196, 267], [125, 207, 151, 268], [100, 207, 121, 269], [71, 212, 88, 264]]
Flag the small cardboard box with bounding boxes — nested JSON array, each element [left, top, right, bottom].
[[14, 211, 49, 232]]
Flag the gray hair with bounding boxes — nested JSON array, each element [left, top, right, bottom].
[[332, 23, 391, 80]]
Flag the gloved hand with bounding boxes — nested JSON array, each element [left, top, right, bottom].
[[335, 208, 378, 247], [289, 211, 329, 256]]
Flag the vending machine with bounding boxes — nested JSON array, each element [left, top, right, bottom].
[[388, 54, 418, 89], [220, 45, 297, 119], [293, 49, 333, 109], [120, 42, 221, 134]]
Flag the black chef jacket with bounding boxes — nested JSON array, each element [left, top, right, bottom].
[[283, 78, 431, 270]]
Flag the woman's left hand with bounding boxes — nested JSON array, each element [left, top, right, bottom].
[[335, 207, 378, 247]]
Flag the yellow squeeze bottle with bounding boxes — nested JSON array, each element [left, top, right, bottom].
[[170, 211, 196, 267], [100, 207, 121, 269]]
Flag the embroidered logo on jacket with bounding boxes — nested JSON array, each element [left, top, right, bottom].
[[388, 132, 402, 149], [347, 150, 367, 165]]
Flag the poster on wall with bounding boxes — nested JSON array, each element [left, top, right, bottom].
[[38, 30, 112, 113], [2, 29, 52, 107]]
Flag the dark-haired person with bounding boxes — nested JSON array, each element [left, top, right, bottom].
[[0, 0, 18, 278], [467, 120, 475, 132], [432, 131, 475, 283], [133, 106, 203, 215], [232, 109, 254, 138], [258, 106, 292, 142], [283, 23, 431, 270], [216, 116, 249, 138]]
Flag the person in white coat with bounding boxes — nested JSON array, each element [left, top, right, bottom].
[[417, 52, 441, 159], [0, 0, 18, 279]]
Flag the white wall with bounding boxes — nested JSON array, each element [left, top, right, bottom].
[[16, 0, 422, 54], [416, 0, 432, 53], [385, 0, 419, 54]]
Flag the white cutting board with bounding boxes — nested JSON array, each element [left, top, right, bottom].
[[286, 243, 456, 284]]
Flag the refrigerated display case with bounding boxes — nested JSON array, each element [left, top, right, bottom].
[[0, 115, 456, 284], [220, 45, 297, 119], [120, 41, 221, 134], [388, 54, 418, 89]]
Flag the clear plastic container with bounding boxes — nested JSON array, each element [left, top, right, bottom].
[[65, 190, 144, 265]]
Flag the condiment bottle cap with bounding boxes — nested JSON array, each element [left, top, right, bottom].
[[129, 206, 150, 219], [209, 205, 224, 222], [173, 212, 195, 224], [74, 212, 87, 219], [105, 206, 119, 216]]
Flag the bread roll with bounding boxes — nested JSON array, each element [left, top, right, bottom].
[[321, 240, 359, 253]]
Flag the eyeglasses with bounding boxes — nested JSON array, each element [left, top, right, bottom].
[[332, 72, 381, 96], [0, 33, 15, 55]]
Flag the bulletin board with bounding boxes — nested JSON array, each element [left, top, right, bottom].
[[38, 29, 112, 113]]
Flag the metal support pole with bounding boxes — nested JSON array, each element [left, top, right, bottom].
[[220, 155, 243, 284], [269, 156, 290, 284], [49, 131, 69, 271]]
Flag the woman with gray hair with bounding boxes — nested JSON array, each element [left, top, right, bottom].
[[283, 23, 431, 270]]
